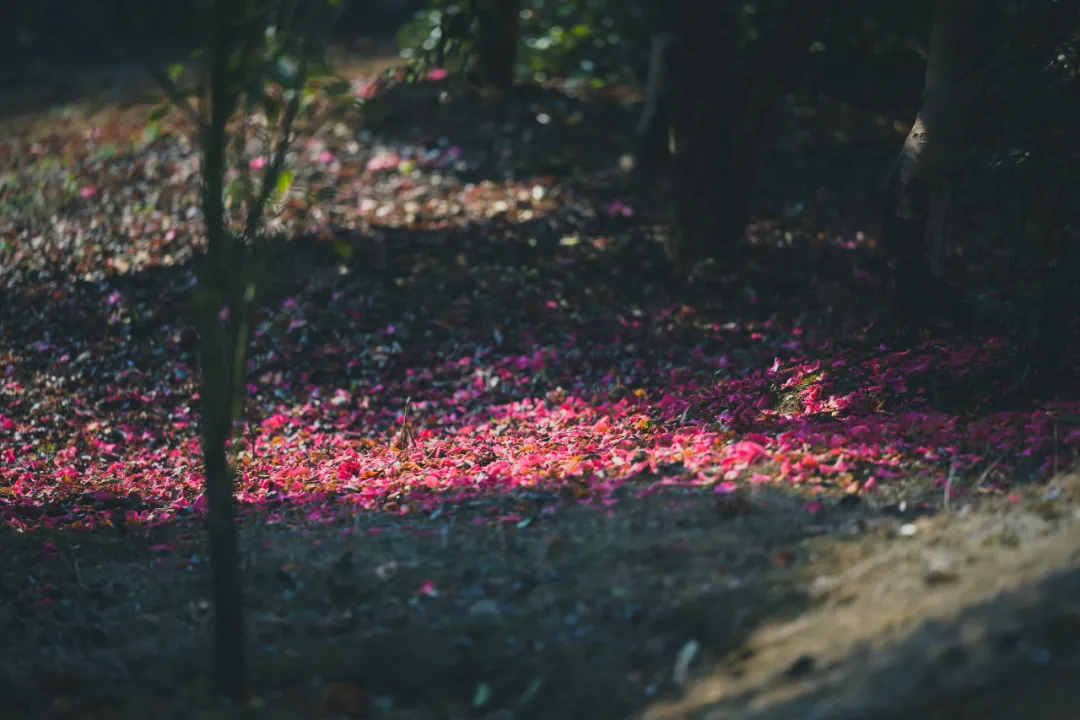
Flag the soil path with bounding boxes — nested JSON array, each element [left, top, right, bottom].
[[642, 474, 1080, 719]]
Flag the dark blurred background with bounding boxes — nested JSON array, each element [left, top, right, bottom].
[[0, 0, 424, 65], [0, 0, 933, 118]]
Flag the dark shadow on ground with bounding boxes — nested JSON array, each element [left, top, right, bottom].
[[1, 488, 828, 719], [638, 519, 1080, 720], [6, 474, 1080, 719]]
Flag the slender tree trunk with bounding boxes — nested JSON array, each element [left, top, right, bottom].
[[198, 0, 247, 701], [465, 0, 520, 95], [882, 0, 999, 322], [202, 410, 246, 699]]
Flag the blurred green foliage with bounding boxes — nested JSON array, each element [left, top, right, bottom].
[[394, 0, 940, 109], [395, 0, 658, 86]]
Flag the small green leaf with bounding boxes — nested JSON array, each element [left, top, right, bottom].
[[471, 683, 491, 708], [148, 104, 170, 124], [514, 678, 544, 709], [273, 169, 294, 201], [166, 63, 185, 84], [333, 241, 353, 260], [141, 124, 161, 145]]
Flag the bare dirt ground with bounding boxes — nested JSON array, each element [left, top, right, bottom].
[[643, 475, 1080, 720], [3, 44, 1080, 720], [5, 474, 1080, 719]]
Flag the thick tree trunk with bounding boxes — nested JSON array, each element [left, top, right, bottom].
[[641, 2, 751, 270], [1016, 116, 1074, 387], [1007, 1, 1080, 386], [638, 2, 832, 272], [635, 32, 678, 173], [1022, 178, 1065, 384], [465, 0, 519, 95], [883, 0, 999, 322]]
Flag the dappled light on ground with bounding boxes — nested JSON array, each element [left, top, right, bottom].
[[4, 283, 1080, 534], [2, 73, 1080, 539]]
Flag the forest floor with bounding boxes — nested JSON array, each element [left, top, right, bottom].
[[3, 44, 1080, 720]]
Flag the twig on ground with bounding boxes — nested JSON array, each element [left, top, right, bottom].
[[1054, 422, 1059, 477], [395, 396, 415, 451], [69, 552, 83, 588], [973, 453, 1006, 493], [944, 459, 957, 513]]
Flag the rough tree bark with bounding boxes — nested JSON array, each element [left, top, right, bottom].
[[882, 0, 1000, 322], [465, 0, 520, 95]]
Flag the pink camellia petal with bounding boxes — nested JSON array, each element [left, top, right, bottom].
[[728, 441, 767, 466], [366, 152, 400, 172]]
